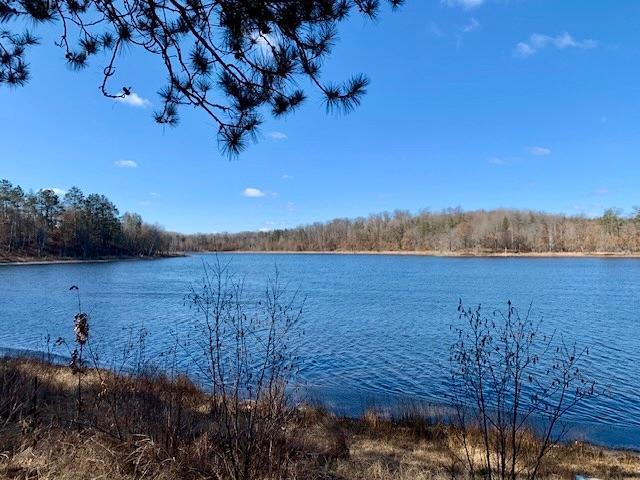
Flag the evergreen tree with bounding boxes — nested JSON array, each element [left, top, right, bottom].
[[1, 0, 403, 154]]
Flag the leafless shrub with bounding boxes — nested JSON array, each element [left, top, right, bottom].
[[184, 258, 304, 480], [449, 300, 599, 480]]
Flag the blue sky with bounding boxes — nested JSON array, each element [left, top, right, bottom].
[[1, 0, 640, 233]]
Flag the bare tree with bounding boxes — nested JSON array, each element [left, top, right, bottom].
[[168, 207, 640, 255], [4, 179, 640, 259], [449, 300, 598, 480]]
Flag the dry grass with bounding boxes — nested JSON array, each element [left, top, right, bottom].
[[1, 358, 638, 480], [335, 409, 640, 480]]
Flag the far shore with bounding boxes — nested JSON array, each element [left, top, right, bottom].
[[0, 253, 187, 266], [4, 250, 640, 266], [219, 249, 640, 258]]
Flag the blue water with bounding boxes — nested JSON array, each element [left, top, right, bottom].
[[0, 253, 638, 448]]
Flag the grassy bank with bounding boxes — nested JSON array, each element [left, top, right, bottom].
[[1, 357, 638, 480]]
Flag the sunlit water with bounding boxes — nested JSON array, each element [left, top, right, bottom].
[[0, 253, 638, 448]]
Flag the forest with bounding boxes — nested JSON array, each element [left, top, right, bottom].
[[3, 178, 640, 260], [0, 179, 171, 259], [175, 207, 640, 255]]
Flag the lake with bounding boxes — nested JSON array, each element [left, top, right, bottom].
[[0, 253, 638, 448]]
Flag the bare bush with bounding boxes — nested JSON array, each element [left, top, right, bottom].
[[185, 258, 304, 480], [450, 300, 598, 480]]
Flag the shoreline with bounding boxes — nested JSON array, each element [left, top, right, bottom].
[[1, 347, 638, 453], [213, 250, 640, 259], [1, 355, 638, 480], [0, 253, 187, 266], [3, 250, 640, 266]]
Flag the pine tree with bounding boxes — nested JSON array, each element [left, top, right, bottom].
[[1, 0, 403, 154]]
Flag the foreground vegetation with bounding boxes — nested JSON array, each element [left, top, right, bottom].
[[1, 357, 638, 480]]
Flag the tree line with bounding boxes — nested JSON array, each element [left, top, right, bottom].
[[4, 178, 640, 259], [0, 179, 171, 259], [174, 207, 640, 254]]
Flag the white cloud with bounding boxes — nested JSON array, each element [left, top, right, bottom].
[[242, 187, 266, 198], [593, 187, 609, 196], [515, 32, 597, 57], [250, 32, 276, 56], [253, 34, 271, 47], [150, 192, 160, 197], [442, 0, 484, 8], [114, 160, 138, 168], [463, 18, 480, 33], [488, 157, 507, 165], [282, 174, 293, 180], [138, 200, 153, 207], [515, 43, 536, 57], [527, 146, 551, 156], [259, 221, 278, 232], [286, 202, 295, 212], [45, 187, 67, 196], [267, 131, 288, 141], [115, 92, 152, 108]]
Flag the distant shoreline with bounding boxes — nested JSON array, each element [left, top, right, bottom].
[[216, 250, 640, 258], [4, 250, 640, 265], [0, 253, 186, 266]]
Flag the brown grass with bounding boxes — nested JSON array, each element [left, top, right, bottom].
[[0, 358, 638, 480]]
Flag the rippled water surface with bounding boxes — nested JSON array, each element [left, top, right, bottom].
[[0, 254, 638, 448]]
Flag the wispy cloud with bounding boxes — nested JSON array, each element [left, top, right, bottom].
[[286, 202, 295, 212], [45, 187, 67, 196], [282, 174, 293, 180], [442, 0, 484, 9], [259, 220, 291, 232], [488, 157, 507, 166], [267, 131, 288, 141], [138, 200, 153, 207], [114, 160, 138, 168], [527, 146, 551, 156], [515, 32, 597, 58], [242, 187, 266, 198], [259, 221, 278, 232], [592, 187, 609, 196], [115, 92, 152, 108], [462, 18, 480, 33]]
